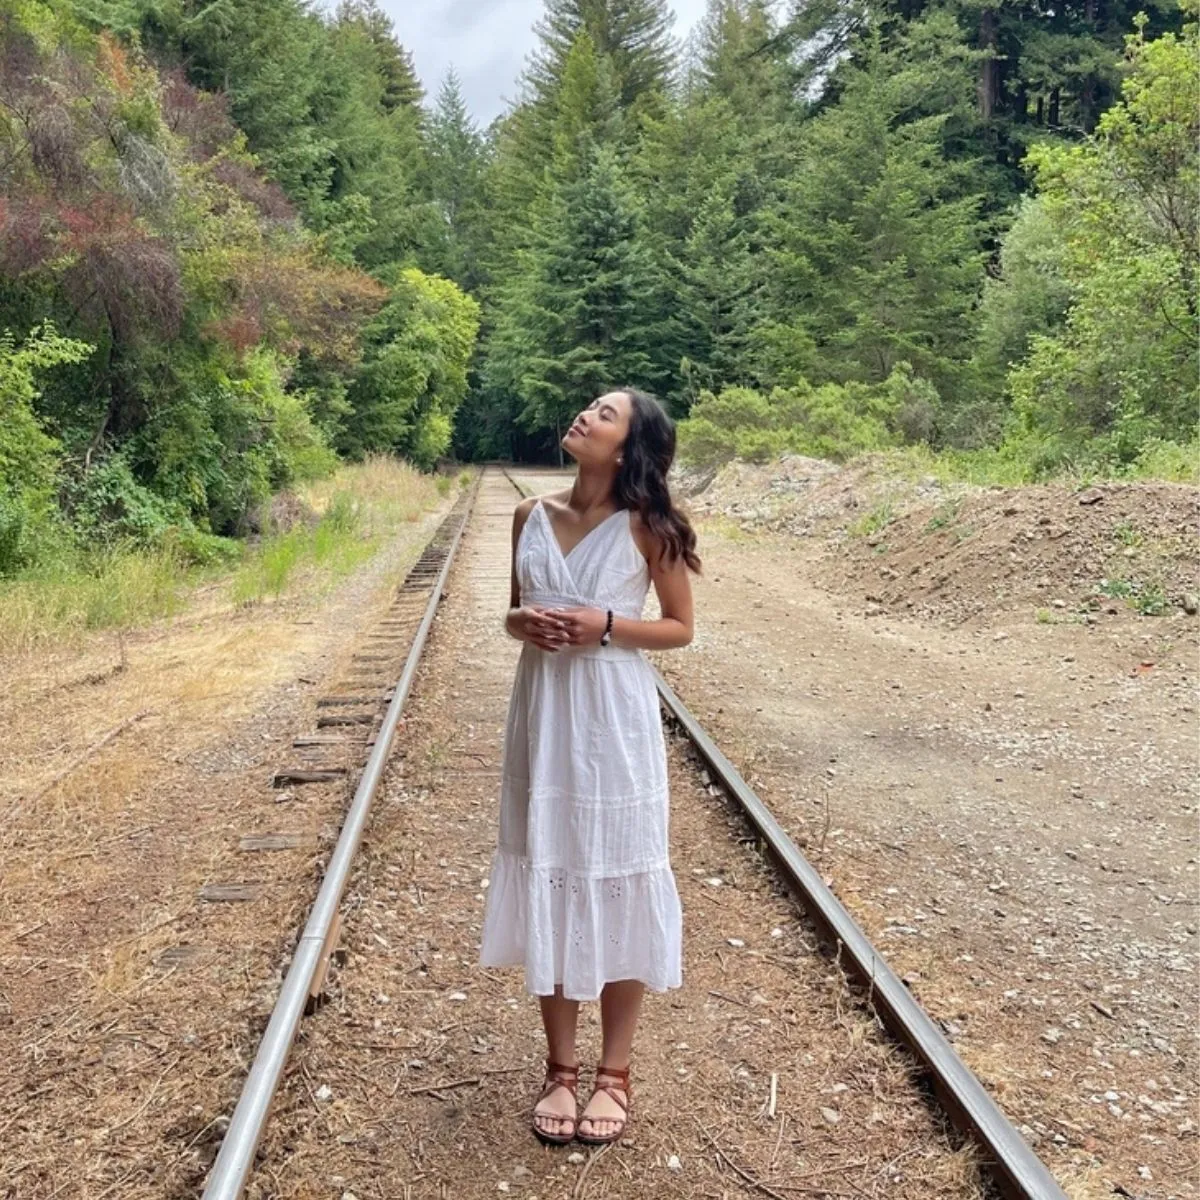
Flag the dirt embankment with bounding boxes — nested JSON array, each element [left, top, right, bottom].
[[676, 456, 1199, 628]]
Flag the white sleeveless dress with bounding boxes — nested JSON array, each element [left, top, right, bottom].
[[479, 499, 684, 1001]]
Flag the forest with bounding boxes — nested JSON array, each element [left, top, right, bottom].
[[1, 0, 1196, 582]]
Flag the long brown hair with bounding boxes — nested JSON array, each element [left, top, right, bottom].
[[613, 388, 701, 574]]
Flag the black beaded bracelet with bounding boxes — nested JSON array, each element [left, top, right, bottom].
[[599, 609, 613, 646]]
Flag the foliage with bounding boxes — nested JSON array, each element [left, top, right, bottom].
[[1003, 12, 1199, 473], [341, 269, 481, 468], [0, 323, 93, 574], [677, 364, 936, 466]]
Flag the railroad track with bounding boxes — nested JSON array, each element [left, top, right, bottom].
[[202, 467, 1068, 1199]]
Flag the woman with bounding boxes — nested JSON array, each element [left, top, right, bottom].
[[479, 388, 700, 1146]]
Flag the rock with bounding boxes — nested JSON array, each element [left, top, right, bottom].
[[1183, 593, 1199, 615], [315, 1084, 333, 1102], [448, 991, 467, 1002], [667, 1154, 682, 1172], [821, 1107, 841, 1125], [706, 877, 724, 887], [726, 938, 745, 948], [497, 1184, 510, 1193], [1041, 1028, 1062, 1045], [1138, 1166, 1153, 1181], [567, 1152, 586, 1165]]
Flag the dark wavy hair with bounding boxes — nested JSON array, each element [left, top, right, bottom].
[[612, 388, 701, 574]]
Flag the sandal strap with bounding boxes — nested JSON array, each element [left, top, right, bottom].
[[591, 1083, 629, 1114], [591, 1064, 631, 1113], [537, 1059, 580, 1105]]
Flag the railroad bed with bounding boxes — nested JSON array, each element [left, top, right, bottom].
[[238, 470, 1006, 1198]]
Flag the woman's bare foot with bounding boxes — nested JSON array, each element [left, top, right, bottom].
[[577, 1067, 629, 1142]]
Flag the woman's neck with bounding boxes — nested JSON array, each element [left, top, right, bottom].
[[568, 463, 618, 515]]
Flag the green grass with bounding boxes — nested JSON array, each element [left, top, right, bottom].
[[924, 498, 962, 532], [871, 435, 1200, 488], [0, 546, 212, 654]]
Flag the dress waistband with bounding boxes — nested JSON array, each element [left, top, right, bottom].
[[522, 589, 642, 621]]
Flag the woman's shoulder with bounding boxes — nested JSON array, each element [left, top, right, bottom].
[[626, 507, 660, 562]]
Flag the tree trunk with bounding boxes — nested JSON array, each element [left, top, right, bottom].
[[1048, 87, 1060, 128], [977, 7, 998, 121]]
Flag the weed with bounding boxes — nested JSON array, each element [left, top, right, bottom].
[[925, 498, 962, 532], [1113, 519, 1144, 548], [1097, 577, 1133, 599], [848, 501, 895, 538], [1094, 575, 1169, 616], [436, 476, 453, 497]]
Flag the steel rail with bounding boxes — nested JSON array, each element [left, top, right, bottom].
[[202, 477, 480, 1200], [501, 467, 1066, 1200]]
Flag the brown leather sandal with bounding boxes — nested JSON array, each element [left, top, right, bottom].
[[532, 1059, 580, 1145], [576, 1064, 631, 1146]]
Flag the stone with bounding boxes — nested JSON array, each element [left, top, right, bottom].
[[821, 1107, 841, 1125], [667, 1155, 682, 1172]]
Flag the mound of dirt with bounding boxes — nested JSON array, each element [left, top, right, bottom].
[[832, 481, 1199, 625], [679, 456, 1200, 626]]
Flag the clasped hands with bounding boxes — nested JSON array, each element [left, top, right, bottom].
[[511, 605, 608, 652]]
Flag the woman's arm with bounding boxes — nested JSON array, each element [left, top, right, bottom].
[[505, 498, 570, 651]]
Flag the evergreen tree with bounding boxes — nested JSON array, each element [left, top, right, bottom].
[[483, 144, 671, 455], [754, 19, 988, 419], [424, 70, 490, 291], [529, 0, 675, 110]]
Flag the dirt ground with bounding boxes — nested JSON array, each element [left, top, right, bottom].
[[0, 495, 453, 1198], [254, 471, 988, 1200]]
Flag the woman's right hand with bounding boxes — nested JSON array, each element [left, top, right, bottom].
[[508, 606, 569, 652]]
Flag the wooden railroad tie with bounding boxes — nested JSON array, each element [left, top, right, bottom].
[[272, 767, 348, 786], [199, 883, 262, 903], [239, 833, 306, 852]]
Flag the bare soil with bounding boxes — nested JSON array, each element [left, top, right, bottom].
[[0, 498, 453, 1199]]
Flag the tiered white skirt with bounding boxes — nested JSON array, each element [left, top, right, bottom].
[[479, 642, 683, 1001]]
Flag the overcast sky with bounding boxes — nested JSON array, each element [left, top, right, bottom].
[[366, 1, 714, 126]]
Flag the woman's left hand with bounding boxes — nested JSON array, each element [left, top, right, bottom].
[[553, 607, 608, 646]]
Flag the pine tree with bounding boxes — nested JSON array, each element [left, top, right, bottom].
[[529, 0, 675, 110], [754, 21, 988, 415], [424, 70, 489, 290], [483, 145, 671, 454]]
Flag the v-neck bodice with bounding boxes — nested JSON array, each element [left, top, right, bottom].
[[516, 498, 650, 635]]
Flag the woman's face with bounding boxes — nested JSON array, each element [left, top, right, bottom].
[[561, 391, 632, 468]]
